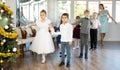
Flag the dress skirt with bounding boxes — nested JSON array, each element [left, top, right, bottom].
[[29, 30, 55, 54]]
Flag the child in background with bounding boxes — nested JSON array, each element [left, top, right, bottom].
[[59, 13, 73, 67], [54, 26, 62, 57], [54, 26, 61, 49], [73, 16, 80, 50], [90, 12, 101, 50], [75, 10, 90, 59]]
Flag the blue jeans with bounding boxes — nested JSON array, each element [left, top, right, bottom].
[[61, 42, 71, 63]]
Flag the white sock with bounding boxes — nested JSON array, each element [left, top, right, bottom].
[[42, 54, 46, 63]]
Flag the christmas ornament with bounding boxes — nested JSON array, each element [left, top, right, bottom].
[[11, 15, 14, 18], [13, 47, 17, 52], [12, 27, 15, 30], [8, 49, 10, 52], [0, 16, 2, 20], [16, 39, 18, 42], [0, 17, 9, 26], [0, 59, 3, 63], [2, 39, 6, 42], [1, 9, 4, 13], [4, 25, 9, 29], [1, 42, 4, 46], [10, 24, 14, 27]]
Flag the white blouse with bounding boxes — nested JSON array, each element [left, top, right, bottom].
[[90, 19, 101, 29]]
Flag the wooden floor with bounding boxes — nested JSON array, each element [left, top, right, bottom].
[[11, 42, 120, 70]]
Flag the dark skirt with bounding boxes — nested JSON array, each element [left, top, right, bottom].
[[73, 25, 80, 39]]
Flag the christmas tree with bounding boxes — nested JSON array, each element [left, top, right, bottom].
[[0, 2, 20, 64]]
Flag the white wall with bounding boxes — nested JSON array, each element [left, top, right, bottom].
[[104, 23, 120, 41]]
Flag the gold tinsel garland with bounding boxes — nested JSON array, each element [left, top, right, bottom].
[[0, 51, 21, 58], [0, 2, 13, 15], [0, 50, 21, 63], [0, 27, 18, 39]]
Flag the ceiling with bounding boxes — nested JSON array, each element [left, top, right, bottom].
[[19, 0, 40, 3]]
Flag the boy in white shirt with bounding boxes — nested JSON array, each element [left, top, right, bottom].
[[59, 13, 73, 67], [90, 12, 101, 50]]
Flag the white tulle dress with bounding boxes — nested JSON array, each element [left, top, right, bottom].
[[29, 19, 55, 54]]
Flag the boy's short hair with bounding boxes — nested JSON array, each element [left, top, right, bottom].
[[40, 9, 47, 14], [62, 13, 69, 18], [76, 16, 80, 19], [93, 12, 98, 15], [84, 10, 89, 13]]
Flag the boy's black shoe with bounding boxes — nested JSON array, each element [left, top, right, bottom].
[[85, 53, 88, 59], [89, 48, 93, 50], [59, 55, 62, 57], [66, 62, 70, 67], [79, 53, 83, 58], [60, 52, 62, 54], [93, 47, 97, 50], [85, 56, 88, 59], [65, 54, 67, 57], [59, 61, 65, 66]]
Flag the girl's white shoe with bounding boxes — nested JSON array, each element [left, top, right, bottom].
[[41, 54, 46, 64], [41, 59, 46, 64]]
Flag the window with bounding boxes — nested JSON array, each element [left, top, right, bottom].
[[34, 4, 39, 20], [33, 1, 47, 21], [20, 0, 47, 22], [57, 1, 71, 20], [30, 3, 34, 21], [116, 1, 120, 22], [88, 2, 99, 15], [22, 5, 29, 20], [38, 1, 47, 17], [74, 1, 86, 18], [100, 1, 112, 22]]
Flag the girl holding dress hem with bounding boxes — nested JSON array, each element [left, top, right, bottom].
[[26, 10, 55, 63]]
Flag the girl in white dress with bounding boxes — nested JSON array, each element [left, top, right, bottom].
[[26, 10, 55, 63]]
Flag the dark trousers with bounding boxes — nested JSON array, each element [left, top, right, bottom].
[[90, 29, 98, 49], [80, 33, 88, 55]]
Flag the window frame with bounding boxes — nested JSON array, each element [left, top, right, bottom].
[[19, 0, 47, 22], [115, 0, 120, 22]]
